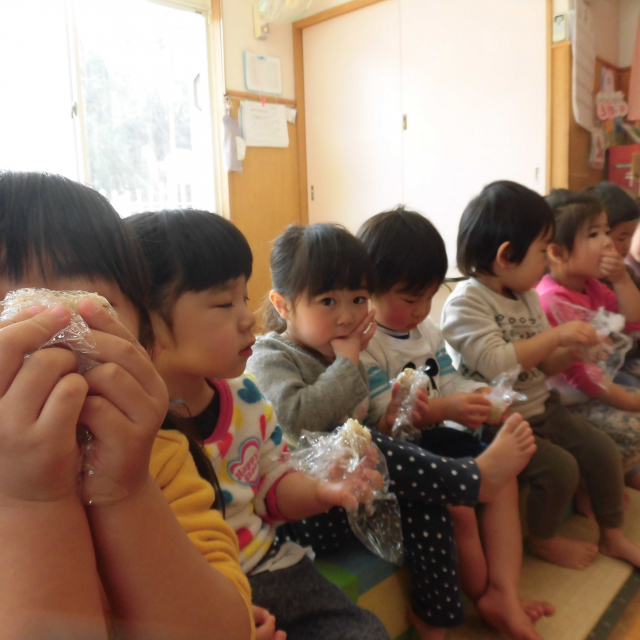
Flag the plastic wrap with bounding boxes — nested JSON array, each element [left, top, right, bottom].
[[1, 288, 126, 505], [485, 366, 527, 422], [549, 298, 633, 388], [390, 367, 430, 440], [290, 420, 404, 565], [0, 288, 116, 373]]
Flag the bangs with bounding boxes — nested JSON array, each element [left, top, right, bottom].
[[0, 172, 149, 305], [127, 210, 252, 321], [292, 224, 374, 299]]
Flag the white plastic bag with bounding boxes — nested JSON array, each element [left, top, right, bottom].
[[485, 366, 527, 422], [290, 420, 404, 565], [390, 367, 430, 440], [549, 298, 633, 388]]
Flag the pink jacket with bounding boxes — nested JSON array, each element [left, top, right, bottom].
[[536, 274, 640, 397]]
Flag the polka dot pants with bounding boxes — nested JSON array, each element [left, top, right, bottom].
[[278, 429, 482, 629]]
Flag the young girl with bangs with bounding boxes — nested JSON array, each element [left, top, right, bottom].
[[0, 171, 252, 640], [127, 209, 390, 640], [537, 189, 640, 491], [247, 223, 540, 640]]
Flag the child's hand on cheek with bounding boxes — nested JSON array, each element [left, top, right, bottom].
[[0, 306, 88, 504], [330, 309, 376, 367], [600, 248, 628, 283], [76, 302, 169, 505]]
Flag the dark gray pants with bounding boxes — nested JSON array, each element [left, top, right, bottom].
[[249, 556, 390, 640]]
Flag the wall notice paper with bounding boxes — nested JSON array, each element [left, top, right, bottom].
[[244, 51, 282, 95], [240, 100, 289, 148], [571, 0, 596, 131]]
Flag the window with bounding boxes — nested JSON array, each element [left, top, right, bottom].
[[0, 0, 219, 217]]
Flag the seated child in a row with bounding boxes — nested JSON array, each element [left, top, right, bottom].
[[248, 223, 546, 640], [442, 180, 640, 570], [127, 209, 392, 640], [534, 189, 640, 490]]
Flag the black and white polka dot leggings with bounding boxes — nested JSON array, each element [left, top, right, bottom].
[[277, 429, 481, 629]]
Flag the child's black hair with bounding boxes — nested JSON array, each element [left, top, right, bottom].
[[126, 209, 252, 328], [0, 172, 221, 507], [587, 182, 640, 229], [457, 180, 555, 277], [357, 206, 447, 295], [546, 189, 603, 252], [263, 223, 375, 333]]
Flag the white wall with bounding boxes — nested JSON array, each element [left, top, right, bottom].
[[220, 0, 296, 99], [620, 0, 640, 68]]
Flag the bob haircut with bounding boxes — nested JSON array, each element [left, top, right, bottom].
[[357, 206, 448, 295], [0, 172, 221, 504], [546, 189, 603, 253], [588, 182, 639, 229], [263, 223, 375, 333], [0, 171, 153, 349], [457, 181, 555, 277], [126, 209, 252, 326]]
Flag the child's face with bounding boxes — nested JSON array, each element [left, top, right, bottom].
[[563, 211, 613, 279], [371, 282, 438, 332], [156, 276, 255, 380], [0, 272, 139, 336], [499, 231, 551, 294], [610, 220, 638, 258], [286, 288, 370, 360]]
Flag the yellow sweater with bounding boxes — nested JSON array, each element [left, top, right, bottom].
[[150, 429, 254, 638]]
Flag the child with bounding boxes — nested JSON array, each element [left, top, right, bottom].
[[357, 207, 553, 640], [247, 223, 539, 640], [0, 172, 252, 639], [589, 182, 640, 381], [127, 209, 390, 640], [589, 182, 640, 291], [442, 180, 640, 571], [536, 189, 640, 489]]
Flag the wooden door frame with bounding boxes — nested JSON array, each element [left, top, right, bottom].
[[292, 0, 389, 224], [293, 0, 553, 222]]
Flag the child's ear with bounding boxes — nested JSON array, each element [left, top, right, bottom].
[[495, 241, 514, 269], [150, 311, 172, 357], [547, 243, 566, 267], [269, 290, 291, 320]]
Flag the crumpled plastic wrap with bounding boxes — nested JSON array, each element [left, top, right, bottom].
[[549, 298, 633, 388], [485, 366, 527, 422], [390, 367, 430, 440], [1, 288, 126, 506], [290, 420, 404, 565], [1, 288, 116, 373]]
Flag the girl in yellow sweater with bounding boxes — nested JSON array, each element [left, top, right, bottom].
[[0, 171, 252, 640]]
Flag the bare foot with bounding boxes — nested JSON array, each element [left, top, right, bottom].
[[520, 599, 555, 623], [476, 586, 543, 640], [407, 606, 445, 640], [528, 535, 598, 570], [574, 480, 595, 519], [600, 528, 640, 568], [477, 414, 536, 503]]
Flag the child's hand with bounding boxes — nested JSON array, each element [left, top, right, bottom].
[[0, 305, 89, 504], [442, 392, 491, 430], [75, 301, 169, 504], [330, 309, 376, 365], [316, 445, 384, 510], [554, 321, 599, 348], [379, 383, 429, 434], [253, 605, 287, 640], [600, 248, 629, 283]]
